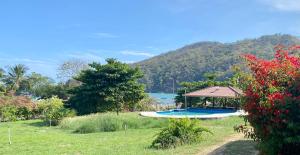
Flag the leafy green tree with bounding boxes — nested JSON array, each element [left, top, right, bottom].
[[69, 59, 145, 115], [32, 83, 71, 100], [0, 68, 6, 94], [18, 72, 55, 97]]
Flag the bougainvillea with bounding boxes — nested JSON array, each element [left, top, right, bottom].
[[240, 45, 300, 155]]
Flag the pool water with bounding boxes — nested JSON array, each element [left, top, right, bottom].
[[157, 108, 237, 116]]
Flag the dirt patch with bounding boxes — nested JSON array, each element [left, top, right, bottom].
[[197, 133, 258, 155]]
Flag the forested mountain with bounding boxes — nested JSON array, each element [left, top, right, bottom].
[[134, 34, 300, 93]]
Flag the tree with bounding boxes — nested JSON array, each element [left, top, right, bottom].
[[69, 59, 145, 115], [0, 68, 6, 93], [18, 72, 55, 97], [57, 59, 89, 82], [5, 64, 28, 94]]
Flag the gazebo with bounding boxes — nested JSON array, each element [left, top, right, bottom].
[[183, 86, 244, 108]]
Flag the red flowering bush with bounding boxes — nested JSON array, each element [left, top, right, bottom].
[[240, 45, 300, 155]]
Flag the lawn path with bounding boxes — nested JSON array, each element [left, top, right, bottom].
[[197, 133, 245, 155]]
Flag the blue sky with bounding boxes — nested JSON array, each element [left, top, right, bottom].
[[0, 0, 300, 80]]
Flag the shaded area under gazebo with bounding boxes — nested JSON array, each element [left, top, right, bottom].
[[183, 86, 244, 109]]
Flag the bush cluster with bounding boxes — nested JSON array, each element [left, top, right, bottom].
[[151, 118, 211, 149], [0, 96, 75, 125], [38, 96, 75, 126], [0, 96, 37, 122]]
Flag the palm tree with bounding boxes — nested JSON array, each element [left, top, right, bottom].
[[0, 68, 5, 93], [0, 68, 4, 78], [6, 64, 28, 94]]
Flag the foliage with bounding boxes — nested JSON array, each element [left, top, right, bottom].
[[0, 65, 69, 99], [17, 72, 55, 97], [151, 118, 212, 149], [240, 45, 300, 155], [135, 34, 300, 92], [0, 68, 6, 94], [69, 59, 145, 115], [60, 112, 168, 133], [0, 96, 37, 121], [4, 64, 28, 94], [34, 83, 71, 100], [0, 105, 17, 122], [38, 96, 75, 126]]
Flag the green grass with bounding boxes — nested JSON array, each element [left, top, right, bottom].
[[60, 113, 168, 133], [0, 113, 245, 155]]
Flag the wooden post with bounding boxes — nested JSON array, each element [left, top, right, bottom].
[[8, 127, 11, 144]]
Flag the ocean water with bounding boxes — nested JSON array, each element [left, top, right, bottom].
[[148, 93, 176, 105]]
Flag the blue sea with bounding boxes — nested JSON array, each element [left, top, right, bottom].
[[148, 93, 176, 105]]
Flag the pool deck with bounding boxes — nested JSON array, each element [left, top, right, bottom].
[[140, 110, 246, 119]]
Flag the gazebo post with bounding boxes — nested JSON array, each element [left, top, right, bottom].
[[224, 98, 227, 108], [184, 88, 187, 109]]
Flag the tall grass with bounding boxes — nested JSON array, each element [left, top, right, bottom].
[[59, 112, 168, 133]]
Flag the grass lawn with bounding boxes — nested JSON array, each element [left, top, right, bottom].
[[0, 113, 246, 155]]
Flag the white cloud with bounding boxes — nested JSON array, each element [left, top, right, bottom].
[[93, 32, 119, 38], [67, 52, 104, 62], [260, 0, 300, 11], [120, 50, 155, 57], [14, 58, 46, 64], [0, 58, 50, 65], [122, 60, 136, 64], [0, 57, 57, 78]]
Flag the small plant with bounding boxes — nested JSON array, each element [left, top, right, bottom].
[[151, 118, 212, 149], [38, 96, 75, 126]]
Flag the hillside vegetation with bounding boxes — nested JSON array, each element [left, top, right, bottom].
[[135, 34, 300, 92]]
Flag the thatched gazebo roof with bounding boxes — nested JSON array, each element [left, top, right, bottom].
[[184, 86, 244, 98]]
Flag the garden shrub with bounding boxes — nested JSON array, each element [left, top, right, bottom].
[[236, 45, 300, 155], [151, 118, 211, 149], [0, 105, 17, 122], [0, 96, 36, 121], [38, 96, 75, 126]]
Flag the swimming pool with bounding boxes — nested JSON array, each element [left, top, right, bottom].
[[140, 108, 245, 119]]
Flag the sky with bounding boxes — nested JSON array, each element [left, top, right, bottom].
[[1, 0, 300, 80]]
